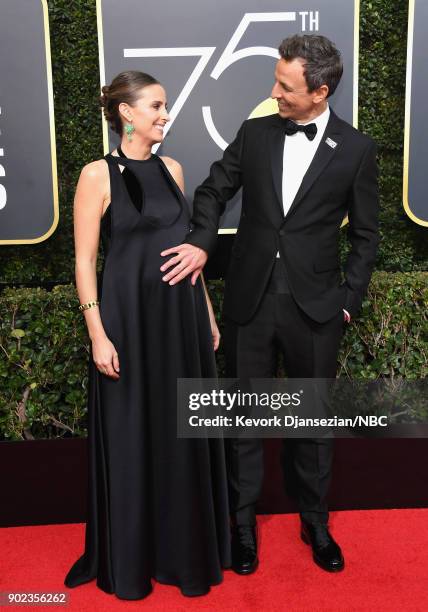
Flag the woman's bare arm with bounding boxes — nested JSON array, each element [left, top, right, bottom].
[[74, 160, 108, 340], [74, 160, 120, 377], [200, 272, 221, 351]]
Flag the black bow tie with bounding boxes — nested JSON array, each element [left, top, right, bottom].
[[283, 118, 317, 141]]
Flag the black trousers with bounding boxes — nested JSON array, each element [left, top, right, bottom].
[[224, 258, 345, 526]]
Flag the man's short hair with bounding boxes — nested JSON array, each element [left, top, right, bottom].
[[278, 34, 343, 97]]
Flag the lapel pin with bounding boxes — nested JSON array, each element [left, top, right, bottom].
[[325, 137, 337, 149]]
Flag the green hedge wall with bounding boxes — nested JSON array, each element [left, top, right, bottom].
[[0, 272, 426, 440], [0, 0, 427, 283]]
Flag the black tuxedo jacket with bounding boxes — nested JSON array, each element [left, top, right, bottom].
[[185, 109, 380, 324]]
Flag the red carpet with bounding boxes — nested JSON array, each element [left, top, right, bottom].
[[1, 509, 428, 611]]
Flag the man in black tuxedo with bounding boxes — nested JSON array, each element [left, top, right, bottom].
[[161, 35, 379, 574]]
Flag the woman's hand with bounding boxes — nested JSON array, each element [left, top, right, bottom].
[[91, 334, 120, 379], [209, 312, 221, 352]]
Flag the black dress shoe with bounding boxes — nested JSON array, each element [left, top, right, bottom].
[[231, 524, 259, 575], [180, 585, 210, 597], [301, 522, 344, 572]]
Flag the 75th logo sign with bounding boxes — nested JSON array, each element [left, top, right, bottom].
[[122, 12, 321, 152], [97, 0, 358, 230]]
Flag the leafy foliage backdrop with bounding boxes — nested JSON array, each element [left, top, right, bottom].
[[0, 1, 426, 439]]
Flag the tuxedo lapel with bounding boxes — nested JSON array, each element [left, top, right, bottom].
[[268, 123, 286, 219], [282, 110, 344, 222]]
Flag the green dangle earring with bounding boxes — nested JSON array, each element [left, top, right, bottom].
[[124, 122, 135, 142]]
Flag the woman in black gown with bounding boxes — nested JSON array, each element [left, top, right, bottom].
[[64, 71, 231, 600]]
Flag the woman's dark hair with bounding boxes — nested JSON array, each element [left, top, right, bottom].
[[100, 71, 160, 135], [278, 34, 343, 97]]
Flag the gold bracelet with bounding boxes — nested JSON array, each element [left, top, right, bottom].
[[78, 300, 100, 312]]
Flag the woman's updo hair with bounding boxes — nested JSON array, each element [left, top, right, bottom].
[[100, 71, 160, 135]]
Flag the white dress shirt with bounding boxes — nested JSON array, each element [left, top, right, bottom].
[[281, 104, 330, 217], [276, 104, 330, 259]]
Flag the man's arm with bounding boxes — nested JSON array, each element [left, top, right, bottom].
[[343, 140, 380, 317], [161, 121, 246, 284], [184, 120, 247, 255]]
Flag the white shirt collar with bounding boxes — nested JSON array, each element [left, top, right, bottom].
[[297, 103, 330, 130]]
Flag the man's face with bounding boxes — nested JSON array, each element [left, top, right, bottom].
[[271, 58, 326, 122]]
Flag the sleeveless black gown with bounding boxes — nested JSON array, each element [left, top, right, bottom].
[[64, 148, 231, 599]]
